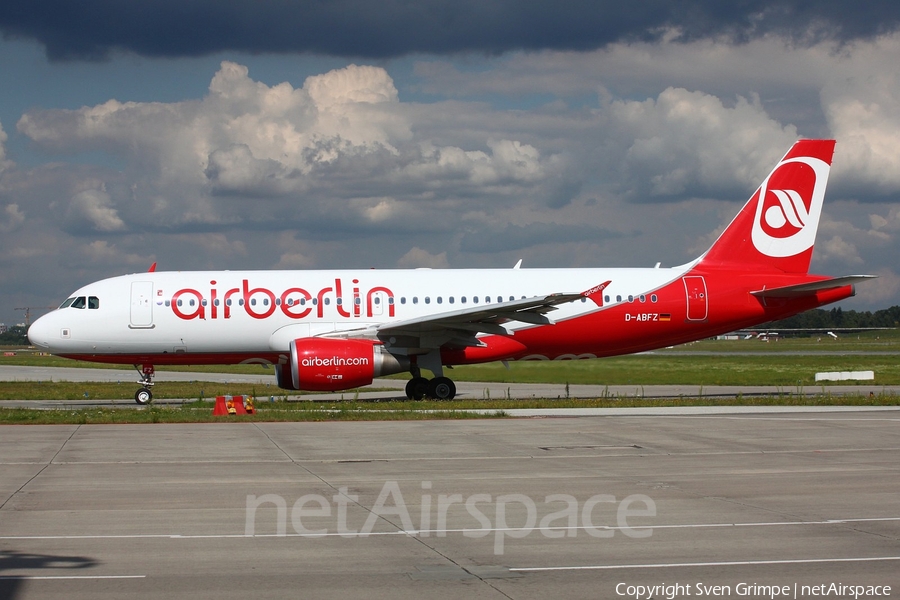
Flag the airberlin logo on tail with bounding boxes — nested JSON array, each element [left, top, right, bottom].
[[750, 155, 830, 258]]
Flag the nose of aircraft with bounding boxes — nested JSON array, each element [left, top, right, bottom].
[[27, 312, 54, 349]]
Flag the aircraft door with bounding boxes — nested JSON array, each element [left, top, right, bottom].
[[683, 276, 708, 321], [130, 281, 154, 328]]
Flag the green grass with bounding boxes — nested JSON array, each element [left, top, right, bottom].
[[433, 353, 900, 386], [0, 392, 896, 425]]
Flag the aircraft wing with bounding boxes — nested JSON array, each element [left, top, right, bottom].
[[378, 292, 585, 338], [751, 275, 877, 298], [320, 287, 605, 350]]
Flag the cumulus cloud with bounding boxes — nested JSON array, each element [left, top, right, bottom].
[[607, 87, 798, 199], [823, 72, 900, 194], [17, 61, 572, 234], [0, 203, 25, 233], [63, 186, 126, 232]]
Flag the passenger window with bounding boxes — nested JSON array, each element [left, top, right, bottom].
[[449, 297, 454, 304], [400, 297, 406, 304], [88, 296, 99, 309], [627, 295, 634, 303], [413, 297, 418, 304], [639, 295, 646, 303], [604, 295, 610, 303], [425, 297, 431, 304], [71, 296, 86, 309], [616, 295, 622, 302], [461, 297, 467, 304], [651, 294, 658, 303], [437, 297, 443, 304]]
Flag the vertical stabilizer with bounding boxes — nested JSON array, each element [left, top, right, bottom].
[[699, 140, 835, 274]]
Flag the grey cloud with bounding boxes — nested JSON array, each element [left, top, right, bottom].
[[459, 222, 622, 254], [2, 1, 899, 61]]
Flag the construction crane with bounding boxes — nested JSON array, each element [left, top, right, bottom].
[[13, 306, 57, 327]]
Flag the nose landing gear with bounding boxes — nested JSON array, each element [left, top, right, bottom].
[[134, 364, 155, 404]]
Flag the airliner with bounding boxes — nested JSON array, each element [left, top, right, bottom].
[[27, 140, 873, 403]]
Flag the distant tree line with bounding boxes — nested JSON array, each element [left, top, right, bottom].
[[761, 305, 900, 329], [0, 325, 28, 345]]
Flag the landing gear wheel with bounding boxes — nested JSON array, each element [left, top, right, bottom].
[[427, 377, 456, 400], [135, 387, 153, 405], [406, 377, 429, 400]]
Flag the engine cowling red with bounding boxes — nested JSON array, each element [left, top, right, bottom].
[[285, 338, 379, 392]]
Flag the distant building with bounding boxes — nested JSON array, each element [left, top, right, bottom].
[[0, 323, 7, 334]]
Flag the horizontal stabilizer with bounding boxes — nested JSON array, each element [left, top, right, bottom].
[[751, 275, 877, 298]]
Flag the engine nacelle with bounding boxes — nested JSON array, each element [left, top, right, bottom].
[[275, 338, 408, 392]]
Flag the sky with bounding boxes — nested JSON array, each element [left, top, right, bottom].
[[2, 0, 900, 326]]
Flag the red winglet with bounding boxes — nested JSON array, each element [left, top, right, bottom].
[[582, 280, 612, 307], [148, 262, 157, 273]]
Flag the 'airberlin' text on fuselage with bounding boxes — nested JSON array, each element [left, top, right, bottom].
[[170, 279, 395, 321]]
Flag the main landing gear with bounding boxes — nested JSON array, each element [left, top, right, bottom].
[[405, 366, 457, 400], [134, 364, 155, 405]]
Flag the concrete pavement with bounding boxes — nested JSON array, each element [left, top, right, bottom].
[[1, 412, 898, 599]]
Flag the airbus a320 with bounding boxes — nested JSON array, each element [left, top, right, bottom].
[[27, 140, 874, 403]]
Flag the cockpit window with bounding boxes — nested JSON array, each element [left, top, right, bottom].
[[59, 298, 75, 309], [88, 296, 99, 309], [70, 296, 87, 309]]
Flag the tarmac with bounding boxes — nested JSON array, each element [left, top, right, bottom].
[[1, 410, 899, 599]]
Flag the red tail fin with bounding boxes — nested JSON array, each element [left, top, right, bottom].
[[699, 140, 835, 274]]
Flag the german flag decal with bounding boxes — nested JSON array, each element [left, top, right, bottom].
[[659, 314, 672, 322]]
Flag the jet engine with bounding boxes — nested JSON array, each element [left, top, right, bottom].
[[275, 338, 408, 392]]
